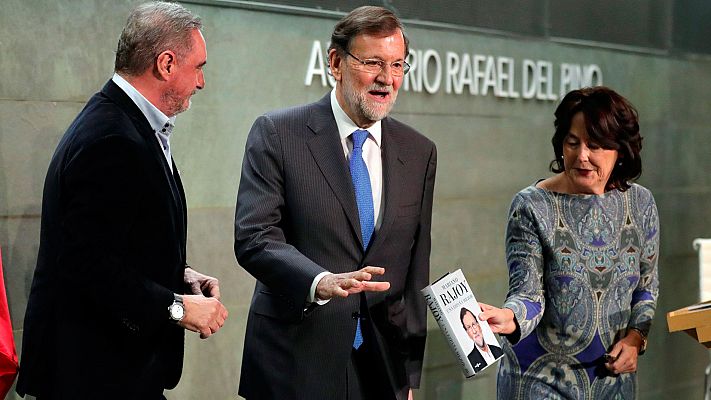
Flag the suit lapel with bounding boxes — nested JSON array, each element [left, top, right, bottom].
[[102, 80, 185, 248], [306, 95, 363, 248], [172, 159, 188, 259], [366, 118, 405, 257], [145, 130, 182, 220]]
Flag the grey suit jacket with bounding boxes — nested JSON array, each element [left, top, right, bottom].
[[235, 93, 437, 400]]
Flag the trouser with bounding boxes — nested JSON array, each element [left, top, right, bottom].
[[345, 295, 399, 400]]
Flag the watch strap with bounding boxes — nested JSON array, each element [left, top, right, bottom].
[[628, 327, 647, 355]]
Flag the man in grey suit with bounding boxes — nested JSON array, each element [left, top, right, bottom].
[[234, 6, 437, 400]]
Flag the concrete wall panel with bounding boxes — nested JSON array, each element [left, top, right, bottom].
[[1, 1, 709, 398]]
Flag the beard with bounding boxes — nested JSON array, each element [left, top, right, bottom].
[[342, 78, 398, 124], [162, 88, 192, 117]]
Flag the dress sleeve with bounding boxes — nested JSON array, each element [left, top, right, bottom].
[[628, 189, 660, 335], [503, 192, 546, 343]]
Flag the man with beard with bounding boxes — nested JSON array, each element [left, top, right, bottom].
[[234, 6, 437, 400], [17, 2, 228, 398], [460, 307, 503, 373]]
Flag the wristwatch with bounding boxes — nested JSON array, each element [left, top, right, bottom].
[[629, 327, 647, 355], [168, 294, 185, 323]]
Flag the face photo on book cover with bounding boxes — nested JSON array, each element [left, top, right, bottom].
[[459, 306, 503, 373]]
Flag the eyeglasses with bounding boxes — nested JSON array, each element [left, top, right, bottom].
[[345, 51, 411, 76], [463, 323, 480, 332]]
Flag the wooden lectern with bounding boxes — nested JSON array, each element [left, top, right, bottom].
[[667, 302, 711, 348], [669, 301, 711, 399], [672, 239, 711, 399]]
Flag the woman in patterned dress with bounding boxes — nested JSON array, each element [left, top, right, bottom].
[[480, 86, 659, 399]]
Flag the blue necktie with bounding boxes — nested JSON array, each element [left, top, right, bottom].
[[350, 129, 374, 350]]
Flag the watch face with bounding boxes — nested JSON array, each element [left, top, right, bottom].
[[170, 303, 185, 320]]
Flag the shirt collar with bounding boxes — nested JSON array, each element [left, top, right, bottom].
[[330, 89, 381, 147], [112, 73, 176, 137]]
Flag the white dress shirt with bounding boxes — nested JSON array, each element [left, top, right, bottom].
[[112, 73, 176, 173], [307, 89, 385, 304], [475, 343, 498, 365]]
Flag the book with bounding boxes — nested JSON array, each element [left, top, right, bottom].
[[421, 269, 504, 378]]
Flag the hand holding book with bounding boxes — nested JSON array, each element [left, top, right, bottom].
[[477, 302, 517, 335], [421, 269, 505, 378]]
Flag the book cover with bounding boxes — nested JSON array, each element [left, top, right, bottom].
[[421, 269, 504, 378]]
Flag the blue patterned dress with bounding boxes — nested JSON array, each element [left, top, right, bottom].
[[497, 183, 659, 399]]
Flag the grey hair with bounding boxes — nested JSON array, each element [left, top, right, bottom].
[[114, 1, 202, 76]]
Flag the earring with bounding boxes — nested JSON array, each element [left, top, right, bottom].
[[617, 161, 622, 166]]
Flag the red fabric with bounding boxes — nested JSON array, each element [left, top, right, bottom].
[[0, 247, 18, 398]]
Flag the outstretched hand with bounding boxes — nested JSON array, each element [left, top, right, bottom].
[[316, 266, 390, 300]]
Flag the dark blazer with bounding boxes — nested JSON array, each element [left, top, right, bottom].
[[17, 80, 188, 399], [235, 93, 437, 400], [468, 344, 503, 373]]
